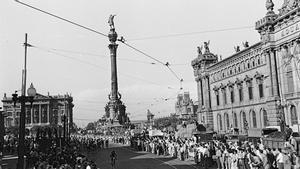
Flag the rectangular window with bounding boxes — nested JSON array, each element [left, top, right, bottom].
[[239, 88, 243, 102], [231, 90, 234, 103], [287, 71, 294, 93], [248, 86, 253, 100], [216, 94, 220, 106], [259, 83, 264, 98]]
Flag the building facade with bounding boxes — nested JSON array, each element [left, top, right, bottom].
[[175, 92, 197, 119], [192, 0, 300, 136], [1, 89, 74, 132]]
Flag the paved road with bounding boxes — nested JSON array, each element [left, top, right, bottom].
[[84, 143, 208, 169]]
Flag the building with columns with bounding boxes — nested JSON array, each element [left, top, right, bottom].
[[191, 0, 300, 137], [1, 89, 74, 131]]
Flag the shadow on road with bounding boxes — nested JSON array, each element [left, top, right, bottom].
[[83, 144, 216, 169]]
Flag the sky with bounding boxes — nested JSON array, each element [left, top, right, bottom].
[[0, 0, 284, 127]]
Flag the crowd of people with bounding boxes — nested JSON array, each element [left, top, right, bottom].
[[26, 134, 104, 169], [130, 133, 300, 169], [111, 135, 130, 145], [4, 125, 300, 169], [2, 134, 18, 155], [71, 135, 110, 151], [0, 133, 114, 169]]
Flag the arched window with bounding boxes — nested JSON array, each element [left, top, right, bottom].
[[291, 105, 298, 125], [224, 113, 230, 130], [252, 110, 257, 128], [233, 112, 238, 128], [218, 114, 223, 130], [234, 65, 237, 74], [263, 109, 268, 127]]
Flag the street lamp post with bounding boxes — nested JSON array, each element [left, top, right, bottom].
[[12, 83, 36, 169], [13, 33, 35, 169], [0, 107, 4, 168]]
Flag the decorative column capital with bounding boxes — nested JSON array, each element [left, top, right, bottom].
[[108, 43, 118, 51], [108, 28, 118, 43]]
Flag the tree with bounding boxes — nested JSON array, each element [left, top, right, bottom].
[[70, 122, 79, 133], [86, 122, 96, 131], [153, 116, 182, 130]]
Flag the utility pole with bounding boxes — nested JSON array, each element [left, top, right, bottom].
[[16, 33, 28, 169], [0, 107, 4, 168]]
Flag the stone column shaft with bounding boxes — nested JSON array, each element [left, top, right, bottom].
[[196, 78, 202, 108], [39, 104, 41, 124], [266, 51, 274, 97], [270, 49, 279, 97], [47, 104, 50, 124], [30, 106, 33, 124], [203, 77, 210, 109], [109, 44, 119, 101]]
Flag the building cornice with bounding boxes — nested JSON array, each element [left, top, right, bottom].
[[208, 42, 262, 71]]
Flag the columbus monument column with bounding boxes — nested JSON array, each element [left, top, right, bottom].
[[107, 15, 126, 124]]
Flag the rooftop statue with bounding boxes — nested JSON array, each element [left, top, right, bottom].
[[234, 46, 240, 53], [279, 0, 298, 15], [108, 14, 116, 29], [197, 46, 203, 55], [204, 41, 210, 53], [243, 41, 249, 48], [266, 0, 274, 13]]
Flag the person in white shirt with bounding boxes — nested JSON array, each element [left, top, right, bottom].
[[276, 148, 284, 169]]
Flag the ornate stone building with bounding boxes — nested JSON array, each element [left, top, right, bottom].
[[1, 88, 74, 132], [192, 0, 300, 136], [175, 92, 197, 119]]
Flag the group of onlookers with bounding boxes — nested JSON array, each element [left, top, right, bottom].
[[2, 134, 18, 155], [71, 135, 110, 151], [130, 134, 300, 169], [111, 136, 130, 145], [26, 135, 100, 169], [0, 134, 101, 169]]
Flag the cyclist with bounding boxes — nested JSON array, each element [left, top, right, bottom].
[[110, 150, 117, 169]]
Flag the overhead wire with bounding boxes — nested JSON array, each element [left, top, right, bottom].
[[31, 45, 175, 89], [34, 46, 106, 70], [121, 41, 183, 82], [127, 26, 253, 41], [42, 46, 158, 65], [15, 0, 254, 90], [15, 0, 108, 37], [121, 42, 166, 65]]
